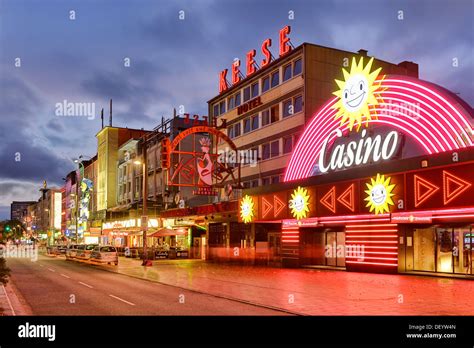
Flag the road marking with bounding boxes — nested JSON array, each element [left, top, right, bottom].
[[109, 294, 135, 306], [78, 281, 93, 288], [60, 274, 70, 279], [1, 285, 16, 316], [39, 264, 44, 267], [48, 268, 56, 272]]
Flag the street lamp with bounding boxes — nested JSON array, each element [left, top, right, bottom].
[[133, 148, 149, 266]]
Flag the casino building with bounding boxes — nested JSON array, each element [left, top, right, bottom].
[[234, 53, 474, 277]]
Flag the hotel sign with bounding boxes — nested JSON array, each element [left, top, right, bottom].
[[219, 26, 292, 93]]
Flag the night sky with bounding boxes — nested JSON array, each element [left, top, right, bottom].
[[0, 0, 473, 219]]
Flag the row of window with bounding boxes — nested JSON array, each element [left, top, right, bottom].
[[226, 95, 303, 139], [242, 174, 285, 188], [213, 57, 302, 117]]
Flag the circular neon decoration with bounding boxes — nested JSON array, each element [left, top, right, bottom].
[[364, 174, 395, 214], [289, 186, 310, 220], [284, 66, 474, 182], [333, 57, 383, 131], [240, 195, 255, 224]]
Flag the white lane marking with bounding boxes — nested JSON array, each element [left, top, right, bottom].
[[1, 285, 16, 316], [109, 294, 135, 306], [78, 281, 93, 288], [48, 268, 56, 272], [60, 274, 70, 279], [39, 264, 44, 267]]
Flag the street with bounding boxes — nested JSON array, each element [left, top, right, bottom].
[[5, 254, 474, 316], [6, 255, 288, 315]]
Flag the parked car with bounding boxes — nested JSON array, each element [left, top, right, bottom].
[[90, 245, 119, 265], [65, 244, 80, 260], [57, 245, 67, 255], [76, 244, 98, 260]]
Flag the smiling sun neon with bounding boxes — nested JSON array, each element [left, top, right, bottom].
[[333, 56, 384, 131], [364, 174, 395, 215], [289, 186, 310, 220], [240, 195, 255, 223]]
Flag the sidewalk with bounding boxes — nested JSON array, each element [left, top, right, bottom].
[[0, 281, 33, 316], [94, 257, 474, 315]]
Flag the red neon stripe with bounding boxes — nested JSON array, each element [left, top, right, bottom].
[[346, 260, 397, 266], [346, 256, 398, 261], [346, 224, 397, 228]]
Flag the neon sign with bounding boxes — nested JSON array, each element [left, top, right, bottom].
[[240, 195, 255, 223], [284, 57, 474, 182], [289, 186, 310, 220], [364, 174, 395, 215], [219, 26, 292, 93], [318, 128, 400, 173]]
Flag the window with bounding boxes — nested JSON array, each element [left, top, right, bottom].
[[228, 96, 234, 110], [293, 133, 301, 145], [235, 92, 241, 107], [283, 136, 293, 154], [293, 58, 302, 76], [251, 147, 258, 162], [271, 176, 280, 184], [250, 179, 259, 188], [270, 105, 279, 123], [271, 140, 279, 157], [262, 109, 270, 126], [271, 71, 279, 88], [219, 100, 226, 115], [243, 86, 251, 102], [251, 114, 259, 130], [262, 76, 270, 93], [283, 64, 292, 82], [262, 143, 270, 160], [294, 95, 303, 113], [283, 99, 292, 117], [262, 177, 271, 186], [243, 181, 251, 189], [243, 118, 251, 134], [213, 104, 219, 117], [251, 82, 259, 98], [227, 126, 234, 139], [234, 123, 241, 137]]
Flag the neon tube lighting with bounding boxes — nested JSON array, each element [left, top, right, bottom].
[[346, 260, 398, 266]]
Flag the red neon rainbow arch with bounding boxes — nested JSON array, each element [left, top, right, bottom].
[[284, 76, 474, 182]]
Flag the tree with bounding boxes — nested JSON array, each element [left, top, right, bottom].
[[0, 257, 10, 285]]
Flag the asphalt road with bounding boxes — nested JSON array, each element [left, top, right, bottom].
[[6, 254, 289, 315]]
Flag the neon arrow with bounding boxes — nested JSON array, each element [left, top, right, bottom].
[[320, 186, 336, 213], [337, 183, 355, 212], [274, 195, 286, 217], [443, 171, 472, 205], [414, 175, 439, 207], [261, 196, 273, 219]]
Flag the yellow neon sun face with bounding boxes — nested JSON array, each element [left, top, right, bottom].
[[333, 57, 384, 131], [289, 186, 310, 220], [240, 195, 255, 223], [364, 174, 395, 215]]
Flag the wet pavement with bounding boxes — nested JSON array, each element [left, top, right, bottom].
[[90, 256, 474, 315]]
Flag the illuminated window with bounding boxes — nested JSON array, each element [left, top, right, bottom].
[[234, 123, 241, 137], [251, 82, 259, 98], [235, 92, 241, 107], [283, 99, 292, 117], [271, 71, 279, 88], [251, 114, 259, 130], [228, 96, 234, 110], [243, 86, 251, 102], [213, 104, 219, 117], [283, 136, 293, 154], [270, 105, 279, 123], [243, 118, 251, 134], [219, 101, 226, 114], [262, 76, 270, 93], [293, 58, 302, 76], [294, 95, 303, 113], [271, 140, 279, 157], [262, 143, 270, 160], [262, 109, 270, 126], [283, 64, 292, 82]]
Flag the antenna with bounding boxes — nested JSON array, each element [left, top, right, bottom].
[[109, 99, 113, 126]]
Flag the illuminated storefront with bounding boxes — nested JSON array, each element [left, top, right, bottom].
[[239, 57, 474, 276]]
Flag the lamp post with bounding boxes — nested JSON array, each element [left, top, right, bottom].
[[134, 142, 148, 266]]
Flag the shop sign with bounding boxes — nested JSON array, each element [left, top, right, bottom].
[[364, 174, 396, 215], [391, 212, 432, 224], [219, 26, 292, 93], [282, 217, 319, 228], [288, 186, 310, 220], [240, 195, 256, 224], [237, 96, 263, 116], [103, 219, 137, 230]]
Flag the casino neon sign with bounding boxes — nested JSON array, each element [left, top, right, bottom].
[[285, 57, 474, 182]]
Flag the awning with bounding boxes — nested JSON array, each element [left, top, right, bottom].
[[149, 228, 188, 237]]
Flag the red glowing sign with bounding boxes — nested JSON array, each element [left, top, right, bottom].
[[219, 26, 292, 93]]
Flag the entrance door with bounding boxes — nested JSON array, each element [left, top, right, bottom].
[[300, 228, 345, 267], [268, 232, 281, 264]]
